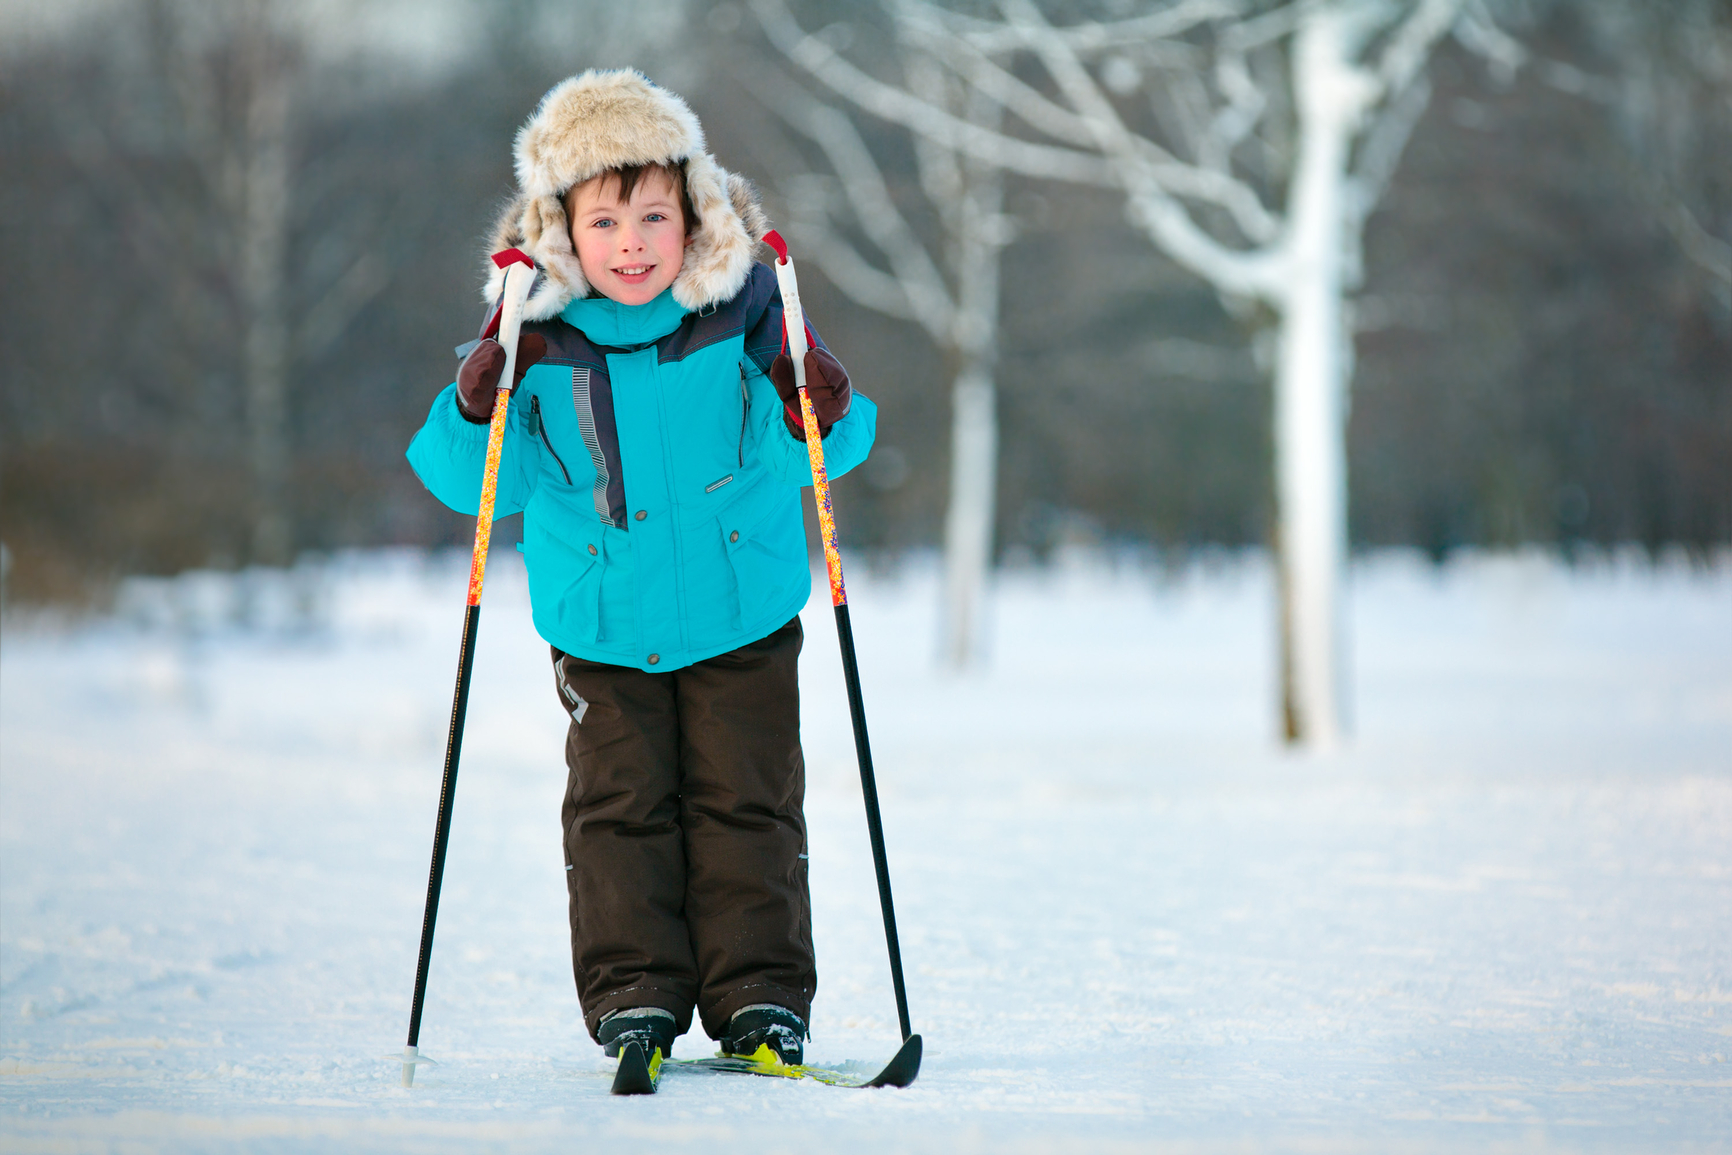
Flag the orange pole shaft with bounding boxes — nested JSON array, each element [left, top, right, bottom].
[[465, 386, 513, 607], [797, 389, 847, 608]]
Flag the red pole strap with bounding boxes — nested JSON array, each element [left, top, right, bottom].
[[481, 249, 536, 341]]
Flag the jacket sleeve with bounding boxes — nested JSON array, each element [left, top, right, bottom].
[[405, 382, 539, 517], [742, 358, 877, 487], [738, 271, 878, 487]]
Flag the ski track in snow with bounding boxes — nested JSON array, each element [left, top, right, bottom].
[[1, 548, 1729, 1153]]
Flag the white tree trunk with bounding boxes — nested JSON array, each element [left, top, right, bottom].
[[932, 86, 1007, 671], [941, 363, 997, 668], [240, 31, 293, 566], [1273, 6, 1370, 747]]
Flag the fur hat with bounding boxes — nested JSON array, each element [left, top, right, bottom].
[[482, 69, 769, 320]]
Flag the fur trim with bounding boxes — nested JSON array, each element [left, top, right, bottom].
[[485, 194, 588, 322], [481, 69, 769, 319]]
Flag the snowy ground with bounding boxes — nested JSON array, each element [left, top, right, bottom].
[[2, 547, 1729, 1154]]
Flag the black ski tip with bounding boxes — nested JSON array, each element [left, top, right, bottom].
[[610, 1041, 658, 1095], [866, 1033, 922, 1088]]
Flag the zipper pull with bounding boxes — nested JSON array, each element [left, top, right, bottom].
[[528, 394, 542, 437]]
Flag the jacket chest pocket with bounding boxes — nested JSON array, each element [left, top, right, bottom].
[[527, 395, 573, 485]]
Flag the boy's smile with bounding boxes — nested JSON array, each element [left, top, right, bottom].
[[568, 170, 690, 306]]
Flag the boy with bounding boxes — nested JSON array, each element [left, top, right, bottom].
[[406, 70, 875, 1066]]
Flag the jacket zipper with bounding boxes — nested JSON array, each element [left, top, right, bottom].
[[528, 395, 573, 485], [738, 369, 749, 467]]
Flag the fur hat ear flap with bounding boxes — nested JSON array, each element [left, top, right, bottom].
[[482, 194, 591, 322], [671, 153, 758, 311], [728, 172, 771, 245], [520, 196, 589, 320]]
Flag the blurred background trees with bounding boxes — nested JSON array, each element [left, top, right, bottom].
[[755, 0, 1534, 743], [3, 0, 1728, 625]]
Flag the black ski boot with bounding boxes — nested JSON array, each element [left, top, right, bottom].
[[721, 1004, 805, 1065], [599, 1008, 678, 1060]]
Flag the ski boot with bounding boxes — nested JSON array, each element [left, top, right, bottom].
[[598, 1007, 678, 1060], [721, 1004, 805, 1065]]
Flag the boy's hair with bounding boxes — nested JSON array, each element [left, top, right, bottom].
[[565, 162, 698, 236]]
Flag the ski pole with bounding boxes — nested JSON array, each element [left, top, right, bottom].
[[401, 249, 536, 1088], [764, 230, 916, 1045]]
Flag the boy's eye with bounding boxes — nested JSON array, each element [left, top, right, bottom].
[[645, 212, 666, 223], [591, 217, 614, 228]]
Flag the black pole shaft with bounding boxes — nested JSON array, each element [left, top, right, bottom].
[[406, 601, 482, 1049], [832, 601, 912, 1041]]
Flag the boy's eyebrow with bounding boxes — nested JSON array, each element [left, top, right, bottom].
[[578, 198, 678, 217]]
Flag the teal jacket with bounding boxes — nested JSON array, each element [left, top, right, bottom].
[[407, 263, 875, 672]]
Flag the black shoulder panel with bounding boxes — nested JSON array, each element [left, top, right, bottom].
[[736, 261, 829, 376], [655, 262, 829, 371]]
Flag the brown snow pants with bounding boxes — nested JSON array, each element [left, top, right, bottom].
[[551, 617, 814, 1043]]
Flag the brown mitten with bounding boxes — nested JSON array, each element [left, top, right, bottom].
[[768, 347, 852, 441], [456, 332, 547, 423]]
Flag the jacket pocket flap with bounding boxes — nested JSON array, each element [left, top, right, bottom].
[[721, 494, 787, 554]]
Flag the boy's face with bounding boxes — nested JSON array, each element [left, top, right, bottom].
[[567, 170, 689, 306]]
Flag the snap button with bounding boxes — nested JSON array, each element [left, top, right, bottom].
[[587, 544, 597, 556], [647, 653, 660, 665], [729, 530, 739, 543], [635, 510, 647, 521]]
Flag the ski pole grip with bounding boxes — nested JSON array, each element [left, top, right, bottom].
[[490, 249, 536, 394], [764, 231, 809, 395]]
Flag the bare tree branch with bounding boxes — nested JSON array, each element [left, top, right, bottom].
[[756, 0, 1284, 280], [1376, 0, 1464, 95], [899, 0, 1282, 240], [1218, 2, 1301, 54], [1454, 0, 1527, 84], [1204, 48, 1268, 175], [1651, 189, 1732, 306], [1345, 72, 1431, 237], [989, 0, 1283, 295], [918, 0, 1243, 57], [752, 0, 1119, 185], [1536, 58, 1618, 104], [903, 47, 967, 209], [763, 80, 958, 337], [782, 188, 928, 321], [895, 3, 1116, 149]]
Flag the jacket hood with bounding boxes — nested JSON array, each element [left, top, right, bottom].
[[482, 69, 771, 320]]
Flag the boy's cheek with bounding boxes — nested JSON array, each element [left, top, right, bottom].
[[571, 229, 603, 276]]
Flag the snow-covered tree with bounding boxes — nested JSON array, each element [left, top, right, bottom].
[[757, 0, 1522, 746], [746, 48, 1013, 669]]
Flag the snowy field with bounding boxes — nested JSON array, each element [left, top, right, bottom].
[[2, 546, 1729, 1154]]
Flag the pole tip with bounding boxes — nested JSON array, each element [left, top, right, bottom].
[[762, 230, 789, 264], [398, 1044, 436, 1087]]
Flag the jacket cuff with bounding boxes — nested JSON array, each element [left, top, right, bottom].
[[780, 402, 838, 442], [455, 391, 490, 425], [434, 383, 493, 443]]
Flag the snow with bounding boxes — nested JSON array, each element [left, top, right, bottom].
[[2, 547, 1729, 1153]]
